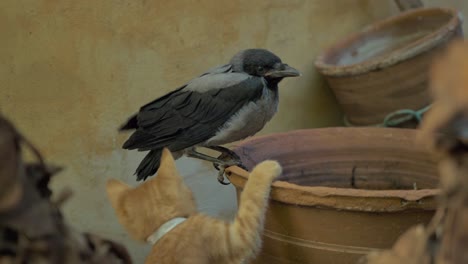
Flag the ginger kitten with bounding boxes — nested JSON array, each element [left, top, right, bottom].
[[106, 148, 281, 264]]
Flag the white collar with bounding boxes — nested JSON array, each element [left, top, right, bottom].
[[146, 217, 187, 245]]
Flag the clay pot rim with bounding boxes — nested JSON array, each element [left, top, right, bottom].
[[314, 7, 462, 77], [226, 128, 441, 212], [228, 165, 440, 199]]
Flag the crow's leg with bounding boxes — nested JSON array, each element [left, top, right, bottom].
[[205, 146, 241, 161], [204, 146, 247, 171], [185, 147, 228, 164], [185, 147, 241, 185]]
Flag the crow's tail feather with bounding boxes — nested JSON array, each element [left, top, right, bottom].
[[135, 149, 162, 181], [119, 114, 138, 131]]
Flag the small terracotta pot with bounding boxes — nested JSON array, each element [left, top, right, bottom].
[[226, 128, 440, 264], [314, 7, 463, 127]]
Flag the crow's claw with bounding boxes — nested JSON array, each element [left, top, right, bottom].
[[213, 152, 243, 171], [218, 177, 231, 185], [217, 168, 231, 185], [213, 159, 246, 171]]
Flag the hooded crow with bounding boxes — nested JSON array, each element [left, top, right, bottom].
[[120, 49, 300, 183]]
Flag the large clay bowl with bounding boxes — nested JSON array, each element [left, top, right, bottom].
[[226, 127, 440, 264], [314, 7, 463, 127]]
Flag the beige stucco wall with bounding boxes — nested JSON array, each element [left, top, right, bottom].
[[0, 0, 466, 262]]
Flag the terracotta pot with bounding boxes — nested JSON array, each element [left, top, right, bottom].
[[314, 7, 463, 127], [226, 128, 440, 264]]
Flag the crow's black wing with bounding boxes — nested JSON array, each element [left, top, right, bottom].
[[119, 64, 233, 131], [121, 70, 264, 151]]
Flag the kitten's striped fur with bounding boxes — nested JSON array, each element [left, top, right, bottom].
[[106, 148, 281, 264]]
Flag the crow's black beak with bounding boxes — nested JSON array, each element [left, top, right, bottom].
[[264, 63, 301, 78]]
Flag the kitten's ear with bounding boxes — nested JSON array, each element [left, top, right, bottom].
[[158, 148, 177, 176], [106, 179, 130, 209]]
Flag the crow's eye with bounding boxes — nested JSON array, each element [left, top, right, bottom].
[[257, 66, 265, 72]]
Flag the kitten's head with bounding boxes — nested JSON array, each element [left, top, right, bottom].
[[106, 148, 196, 241]]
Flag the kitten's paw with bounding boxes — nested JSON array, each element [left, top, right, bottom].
[[253, 160, 282, 180]]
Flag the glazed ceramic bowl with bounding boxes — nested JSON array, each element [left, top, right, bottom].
[[226, 127, 440, 264]]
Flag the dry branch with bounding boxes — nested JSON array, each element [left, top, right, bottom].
[[0, 115, 132, 264]]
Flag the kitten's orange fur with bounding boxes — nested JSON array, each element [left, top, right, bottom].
[[106, 148, 281, 264]]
